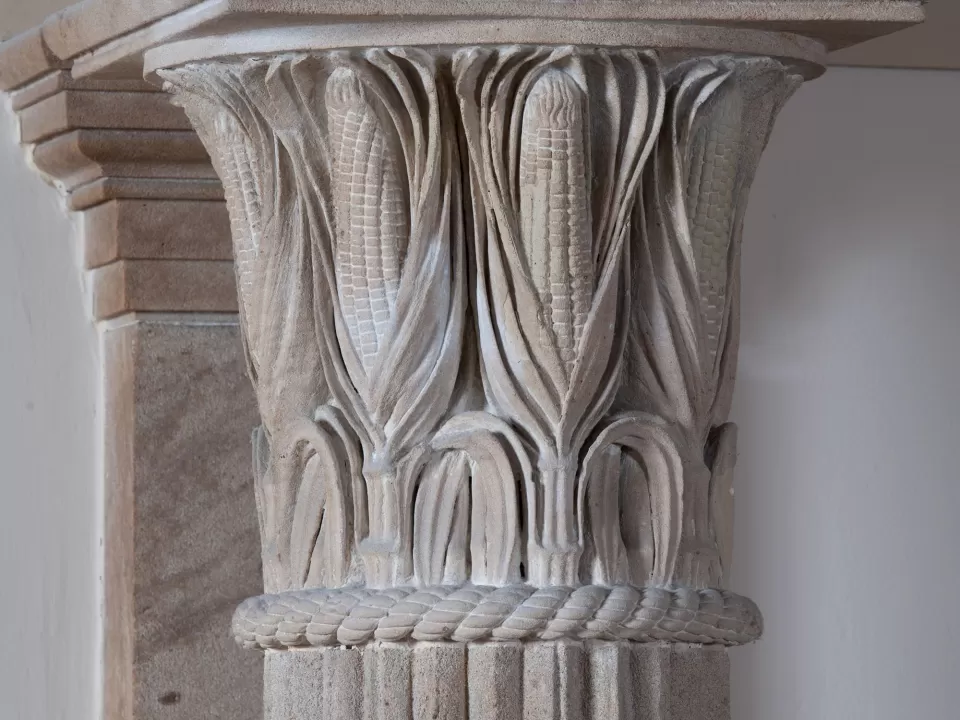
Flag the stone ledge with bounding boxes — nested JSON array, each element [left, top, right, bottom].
[[0, 0, 926, 92], [92, 259, 237, 319]]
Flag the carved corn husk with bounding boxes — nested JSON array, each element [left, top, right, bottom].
[[600, 58, 802, 587], [166, 51, 473, 591], [455, 47, 663, 585], [165, 63, 360, 592]]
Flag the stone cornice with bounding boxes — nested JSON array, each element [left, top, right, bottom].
[[0, 0, 926, 93], [5, 72, 234, 319]]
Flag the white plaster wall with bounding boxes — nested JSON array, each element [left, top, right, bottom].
[[733, 67, 960, 720], [0, 103, 100, 719]]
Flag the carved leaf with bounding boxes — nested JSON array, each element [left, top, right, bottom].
[[413, 452, 470, 586], [581, 446, 627, 585], [454, 47, 663, 584], [581, 413, 685, 585], [251, 425, 281, 590], [624, 58, 802, 438], [250, 414, 359, 592], [620, 451, 655, 585], [432, 412, 527, 585]]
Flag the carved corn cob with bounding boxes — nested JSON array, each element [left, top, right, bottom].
[[685, 85, 744, 370], [214, 113, 263, 352], [326, 68, 409, 374], [519, 70, 592, 379]]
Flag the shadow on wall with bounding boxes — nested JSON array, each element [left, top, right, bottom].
[[732, 67, 960, 720]]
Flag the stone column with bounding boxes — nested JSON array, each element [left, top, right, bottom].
[[143, 9, 880, 718], [0, 1, 925, 716]]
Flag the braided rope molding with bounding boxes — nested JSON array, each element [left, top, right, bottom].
[[233, 584, 762, 649]]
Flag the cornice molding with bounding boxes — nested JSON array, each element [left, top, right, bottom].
[[4, 64, 233, 318], [0, 0, 925, 93]]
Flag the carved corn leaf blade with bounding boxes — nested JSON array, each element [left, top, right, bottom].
[[250, 414, 359, 592], [627, 61, 730, 435], [432, 412, 527, 585], [625, 58, 801, 439], [620, 451, 655, 585], [412, 451, 470, 586], [251, 425, 284, 591], [581, 413, 686, 585], [581, 446, 627, 586], [707, 422, 738, 581]]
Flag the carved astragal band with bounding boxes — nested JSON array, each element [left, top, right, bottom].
[[233, 584, 762, 649]]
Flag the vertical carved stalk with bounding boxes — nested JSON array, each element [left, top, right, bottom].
[[456, 47, 662, 585], [324, 65, 412, 586], [518, 69, 593, 584]]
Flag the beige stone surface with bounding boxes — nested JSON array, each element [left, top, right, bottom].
[[103, 314, 262, 720], [68, 176, 224, 210], [0, 0, 926, 91], [9, 71, 154, 112], [18, 89, 191, 144], [92, 259, 237, 319], [0, 0, 72, 41], [30, 129, 214, 191], [0, 0, 204, 90], [83, 199, 230, 268], [7, 74, 221, 216], [262, 643, 729, 720]]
